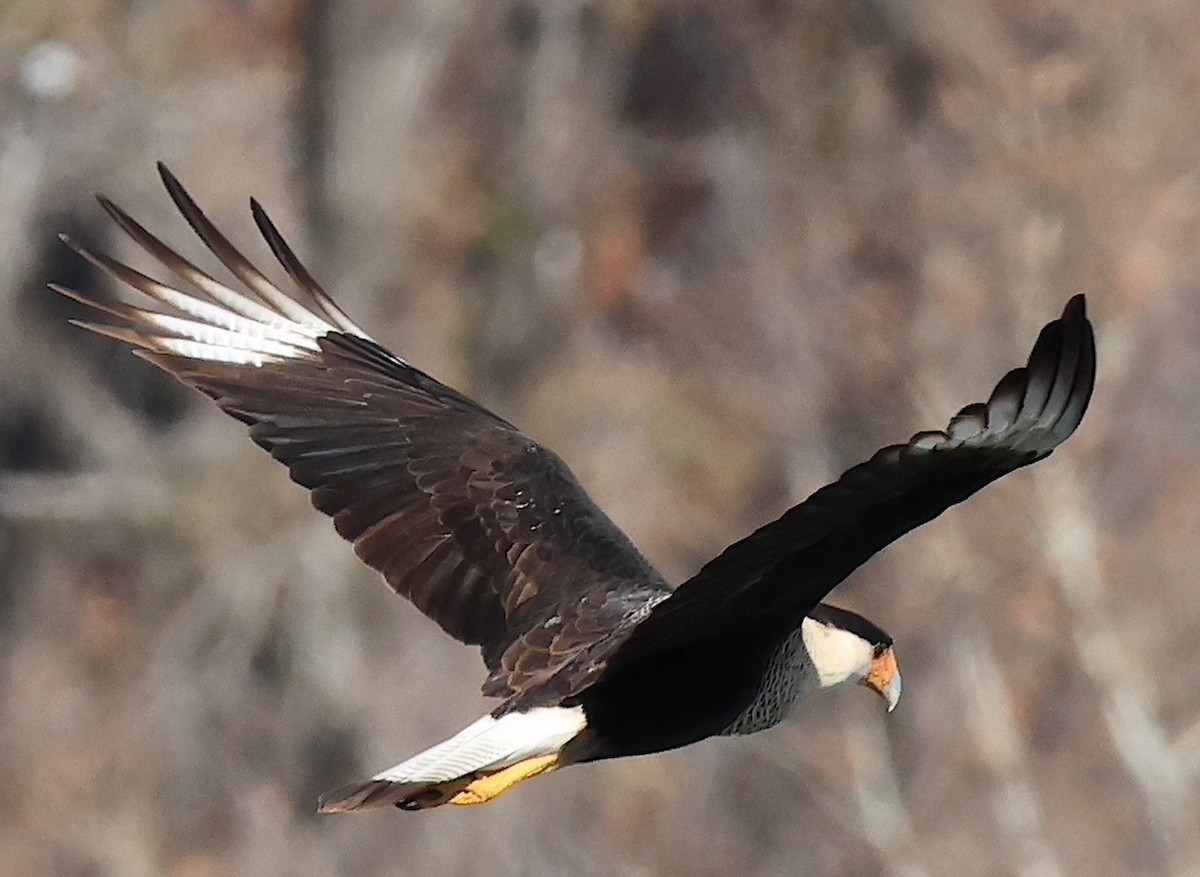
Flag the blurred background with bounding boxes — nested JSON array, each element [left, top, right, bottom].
[[0, 1, 1195, 875]]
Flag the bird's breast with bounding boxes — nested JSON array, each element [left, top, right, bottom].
[[720, 627, 816, 736]]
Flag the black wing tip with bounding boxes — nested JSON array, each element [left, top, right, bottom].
[[156, 160, 177, 187], [155, 162, 199, 221], [1058, 295, 1097, 438], [1057, 294, 1092, 353], [249, 196, 285, 253], [94, 192, 130, 225], [1007, 294, 1096, 450], [56, 234, 106, 271], [153, 159, 235, 220], [49, 284, 99, 311], [1056, 294, 1094, 363], [1052, 292, 1096, 379], [899, 295, 1095, 456]]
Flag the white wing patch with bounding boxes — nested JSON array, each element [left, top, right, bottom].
[[53, 166, 379, 370]]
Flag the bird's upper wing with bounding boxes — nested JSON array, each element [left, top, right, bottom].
[[56, 164, 671, 701], [604, 295, 1095, 671]]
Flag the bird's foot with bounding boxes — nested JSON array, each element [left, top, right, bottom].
[[448, 754, 561, 806]]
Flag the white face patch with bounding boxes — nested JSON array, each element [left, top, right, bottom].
[[800, 616, 875, 689]]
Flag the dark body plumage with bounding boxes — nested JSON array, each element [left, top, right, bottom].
[[57, 166, 1096, 809]]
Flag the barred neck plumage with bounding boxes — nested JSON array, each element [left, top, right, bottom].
[[720, 627, 819, 736]]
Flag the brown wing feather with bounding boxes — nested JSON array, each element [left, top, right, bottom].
[[57, 166, 671, 703]]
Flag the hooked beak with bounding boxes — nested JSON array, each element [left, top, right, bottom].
[[860, 647, 902, 712]]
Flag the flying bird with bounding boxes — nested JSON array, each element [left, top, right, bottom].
[[55, 165, 1096, 812]]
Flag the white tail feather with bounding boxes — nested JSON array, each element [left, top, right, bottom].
[[372, 706, 587, 784]]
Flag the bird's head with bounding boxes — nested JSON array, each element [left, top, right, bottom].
[[800, 604, 901, 712]]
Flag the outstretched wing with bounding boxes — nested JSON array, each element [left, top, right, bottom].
[[56, 164, 671, 700], [606, 296, 1095, 669]]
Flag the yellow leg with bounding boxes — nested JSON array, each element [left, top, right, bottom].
[[448, 754, 561, 807]]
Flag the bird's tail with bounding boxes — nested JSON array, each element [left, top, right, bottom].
[[317, 706, 587, 812]]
